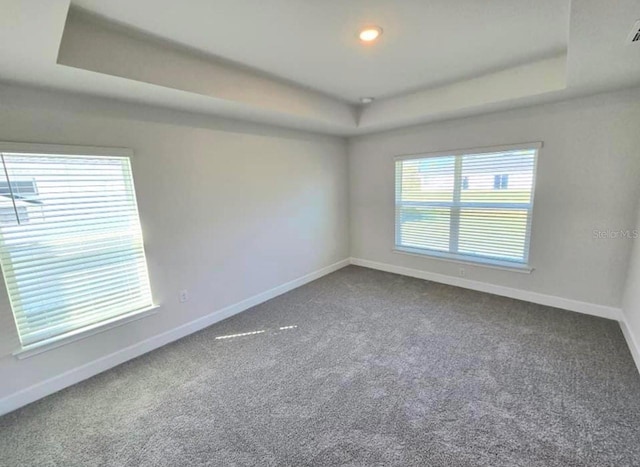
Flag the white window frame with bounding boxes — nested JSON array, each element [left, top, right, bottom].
[[0, 142, 158, 358], [394, 142, 541, 272]]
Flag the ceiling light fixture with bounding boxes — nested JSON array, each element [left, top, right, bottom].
[[360, 97, 375, 105], [359, 26, 382, 43]]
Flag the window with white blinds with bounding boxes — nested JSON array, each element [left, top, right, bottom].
[[395, 143, 539, 268], [0, 147, 153, 347]]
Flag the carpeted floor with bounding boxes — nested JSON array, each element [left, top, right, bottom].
[[1, 265, 640, 466]]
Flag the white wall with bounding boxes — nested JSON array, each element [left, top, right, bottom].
[[349, 88, 640, 308], [2, 83, 639, 409], [0, 84, 349, 401]]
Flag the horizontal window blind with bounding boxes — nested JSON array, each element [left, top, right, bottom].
[[0, 152, 153, 346], [395, 145, 538, 267]]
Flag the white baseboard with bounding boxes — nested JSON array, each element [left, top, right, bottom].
[[2, 256, 631, 416], [350, 257, 623, 321], [0, 258, 351, 416], [620, 317, 640, 375]]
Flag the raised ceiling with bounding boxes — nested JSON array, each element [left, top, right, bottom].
[[71, 0, 570, 102], [1, 0, 640, 135]]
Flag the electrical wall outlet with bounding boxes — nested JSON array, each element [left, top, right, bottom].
[[179, 289, 189, 303]]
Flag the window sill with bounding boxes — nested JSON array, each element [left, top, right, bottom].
[[13, 305, 160, 359], [393, 247, 533, 274]]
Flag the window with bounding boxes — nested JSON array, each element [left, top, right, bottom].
[[395, 143, 539, 268], [0, 180, 40, 225], [0, 146, 153, 347], [493, 174, 509, 190], [0, 180, 38, 197]]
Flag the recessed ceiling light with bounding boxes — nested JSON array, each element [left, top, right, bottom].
[[360, 97, 375, 105], [359, 26, 382, 43]]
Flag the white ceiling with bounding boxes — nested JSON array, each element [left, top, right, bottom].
[[1, 0, 640, 135], [72, 0, 570, 102]]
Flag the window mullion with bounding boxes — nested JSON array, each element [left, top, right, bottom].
[[395, 160, 403, 247], [449, 155, 462, 253]]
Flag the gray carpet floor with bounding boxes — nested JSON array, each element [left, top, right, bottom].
[[1, 265, 640, 466]]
